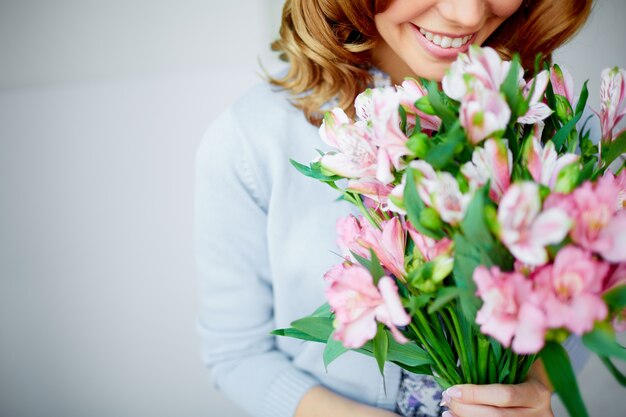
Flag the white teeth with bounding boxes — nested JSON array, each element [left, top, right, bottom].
[[419, 28, 472, 49]]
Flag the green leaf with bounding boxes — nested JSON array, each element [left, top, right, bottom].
[[501, 55, 523, 117], [460, 184, 494, 246], [489, 337, 503, 364], [270, 328, 325, 342], [290, 317, 334, 341], [603, 285, 626, 309], [552, 112, 582, 151], [310, 303, 333, 318], [575, 80, 589, 116], [540, 341, 589, 417], [425, 125, 465, 170], [427, 287, 462, 314], [323, 332, 348, 370], [603, 130, 626, 169], [599, 356, 626, 387], [373, 325, 389, 377], [577, 158, 597, 185], [289, 159, 343, 182], [405, 294, 432, 315], [399, 105, 408, 134], [368, 249, 385, 285], [359, 337, 433, 367], [424, 79, 457, 129], [582, 322, 626, 361], [452, 234, 485, 321], [352, 250, 372, 270], [404, 167, 445, 240]]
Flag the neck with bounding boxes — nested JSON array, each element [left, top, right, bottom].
[[371, 39, 415, 85]]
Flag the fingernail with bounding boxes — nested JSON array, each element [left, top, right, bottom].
[[445, 386, 462, 399], [439, 398, 448, 407], [441, 390, 450, 405], [442, 411, 456, 417]]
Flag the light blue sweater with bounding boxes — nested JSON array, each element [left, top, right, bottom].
[[194, 80, 589, 417]]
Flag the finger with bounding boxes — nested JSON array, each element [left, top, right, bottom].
[[444, 402, 525, 417], [442, 380, 551, 408]]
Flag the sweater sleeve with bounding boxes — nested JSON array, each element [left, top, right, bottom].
[[194, 108, 319, 417]]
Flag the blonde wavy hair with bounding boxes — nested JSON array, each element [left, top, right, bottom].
[[269, 0, 593, 124]]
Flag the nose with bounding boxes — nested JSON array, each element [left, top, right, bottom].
[[438, 0, 486, 30]]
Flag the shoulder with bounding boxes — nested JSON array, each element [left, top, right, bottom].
[[198, 78, 314, 157], [196, 78, 321, 205]]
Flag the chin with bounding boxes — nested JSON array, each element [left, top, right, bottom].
[[410, 62, 451, 82]]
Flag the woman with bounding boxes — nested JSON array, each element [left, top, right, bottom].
[[195, 1, 592, 416]]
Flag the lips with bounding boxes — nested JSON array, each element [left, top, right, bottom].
[[410, 24, 475, 59]]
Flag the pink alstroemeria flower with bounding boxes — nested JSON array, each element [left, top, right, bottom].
[[498, 182, 572, 266], [443, 46, 521, 100], [319, 108, 378, 178], [523, 123, 579, 190], [598, 67, 626, 141], [325, 264, 410, 348], [406, 224, 454, 281], [355, 88, 374, 122], [406, 224, 453, 263], [604, 262, 626, 292], [615, 169, 626, 210], [411, 160, 472, 225], [461, 138, 512, 202], [370, 87, 412, 183], [347, 179, 394, 207], [359, 217, 407, 280], [532, 246, 609, 335], [336, 215, 370, 260], [518, 70, 553, 124], [474, 266, 547, 354], [460, 88, 511, 145], [397, 78, 442, 132], [546, 174, 626, 262], [550, 64, 575, 103]]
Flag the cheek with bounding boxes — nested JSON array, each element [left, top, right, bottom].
[[489, 0, 524, 18], [377, 0, 433, 24]]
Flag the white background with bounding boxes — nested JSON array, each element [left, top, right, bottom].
[[0, 1, 625, 417]]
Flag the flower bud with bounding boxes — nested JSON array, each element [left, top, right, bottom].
[[554, 163, 580, 194], [420, 207, 443, 230], [415, 96, 436, 116], [555, 94, 573, 123], [407, 132, 430, 159]]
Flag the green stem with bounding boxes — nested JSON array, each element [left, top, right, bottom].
[[447, 305, 476, 384], [441, 307, 470, 382], [414, 309, 457, 369], [508, 353, 519, 384], [488, 349, 497, 383], [408, 322, 459, 385], [351, 193, 381, 228], [476, 336, 490, 384], [517, 354, 537, 383]]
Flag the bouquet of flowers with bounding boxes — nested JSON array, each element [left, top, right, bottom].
[[272, 46, 626, 417]]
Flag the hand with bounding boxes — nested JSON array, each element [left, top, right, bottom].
[[295, 385, 399, 417], [440, 361, 553, 417]]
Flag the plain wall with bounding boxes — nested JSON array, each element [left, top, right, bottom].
[[0, 1, 625, 417]]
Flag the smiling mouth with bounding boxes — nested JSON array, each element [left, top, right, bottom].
[[418, 27, 474, 49]]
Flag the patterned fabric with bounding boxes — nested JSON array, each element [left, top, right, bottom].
[[395, 370, 444, 417], [369, 65, 393, 88]]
